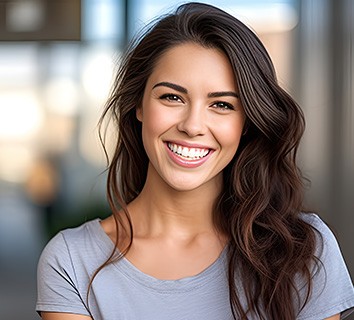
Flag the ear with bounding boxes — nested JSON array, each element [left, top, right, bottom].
[[136, 106, 143, 122]]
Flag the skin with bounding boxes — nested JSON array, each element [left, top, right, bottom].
[[41, 43, 341, 320], [42, 314, 91, 320]]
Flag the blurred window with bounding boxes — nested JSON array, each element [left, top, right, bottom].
[[127, 0, 297, 39]]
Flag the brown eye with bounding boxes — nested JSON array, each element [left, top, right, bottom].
[[159, 94, 183, 103], [212, 101, 234, 111]]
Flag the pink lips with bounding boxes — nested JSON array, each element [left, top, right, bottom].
[[165, 142, 214, 168]]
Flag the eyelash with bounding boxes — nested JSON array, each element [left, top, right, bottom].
[[212, 101, 234, 111], [159, 93, 183, 103], [159, 94, 235, 111]]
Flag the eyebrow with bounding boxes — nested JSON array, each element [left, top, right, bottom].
[[152, 81, 239, 98], [208, 91, 239, 99], [153, 82, 187, 94]]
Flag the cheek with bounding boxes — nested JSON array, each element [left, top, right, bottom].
[[216, 119, 244, 152], [142, 106, 172, 137], [140, 104, 175, 159]]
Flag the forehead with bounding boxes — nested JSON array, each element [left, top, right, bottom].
[[147, 42, 237, 90]]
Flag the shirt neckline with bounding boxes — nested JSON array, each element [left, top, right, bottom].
[[87, 218, 228, 293]]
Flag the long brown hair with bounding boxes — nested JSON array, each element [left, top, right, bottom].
[[97, 2, 320, 319]]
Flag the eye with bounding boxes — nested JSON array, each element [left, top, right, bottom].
[[159, 93, 183, 103], [211, 101, 234, 111]]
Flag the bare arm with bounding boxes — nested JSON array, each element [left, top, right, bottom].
[[325, 314, 340, 320], [41, 312, 92, 320]]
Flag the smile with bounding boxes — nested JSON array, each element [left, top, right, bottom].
[[167, 142, 210, 160]]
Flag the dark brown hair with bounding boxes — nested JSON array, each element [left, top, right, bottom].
[[98, 2, 320, 319]]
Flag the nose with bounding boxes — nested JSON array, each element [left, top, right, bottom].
[[177, 104, 207, 137]]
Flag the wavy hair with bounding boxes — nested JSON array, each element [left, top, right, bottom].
[[97, 2, 319, 319]]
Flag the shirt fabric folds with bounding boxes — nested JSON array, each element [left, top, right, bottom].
[[36, 213, 354, 319]]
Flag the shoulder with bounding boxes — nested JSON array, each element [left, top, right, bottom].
[[37, 218, 115, 315], [38, 218, 112, 276], [42, 219, 99, 253], [300, 213, 349, 274], [300, 213, 339, 254], [300, 212, 333, 237], [297, 213, 354, 319]]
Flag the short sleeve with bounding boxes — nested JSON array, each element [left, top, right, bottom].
[[36, 232, 91, 316], [297, 214, 354, 320]]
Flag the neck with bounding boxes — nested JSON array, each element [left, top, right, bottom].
[[128, 165, 223, 238]]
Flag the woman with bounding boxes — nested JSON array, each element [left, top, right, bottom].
[[36, 3, 354, 319]]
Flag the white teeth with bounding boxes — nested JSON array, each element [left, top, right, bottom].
[[167, 143, 210, 160]]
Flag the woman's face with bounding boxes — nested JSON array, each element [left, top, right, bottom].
[[137, 42, 245, 193]]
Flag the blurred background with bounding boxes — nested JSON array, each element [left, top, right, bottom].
[[0, 0, 353, 319]]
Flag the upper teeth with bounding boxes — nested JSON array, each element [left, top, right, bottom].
[[167, 143, 210, 159]]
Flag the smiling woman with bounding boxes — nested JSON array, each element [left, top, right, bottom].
[[36, 2, 354, 320], [136, 43, 245, 191]]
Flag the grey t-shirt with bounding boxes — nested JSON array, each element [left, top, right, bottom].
[[36, 213, 354, 319]]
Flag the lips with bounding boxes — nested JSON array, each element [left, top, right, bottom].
[[167, 142, 210, 160], [165, 141, 214, 168]]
